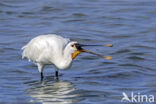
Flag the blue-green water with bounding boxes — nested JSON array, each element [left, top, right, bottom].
[[0, 0, 156, 104]]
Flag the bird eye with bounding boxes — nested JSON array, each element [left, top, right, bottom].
[[71, 44, 74, 47]]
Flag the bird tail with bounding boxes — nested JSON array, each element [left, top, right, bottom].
[[21, 45, 26, 50], [21, 45, 27, 59]]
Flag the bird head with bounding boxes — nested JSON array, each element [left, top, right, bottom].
[[69, 42, 113, 60], [66, 42, 80, 60]]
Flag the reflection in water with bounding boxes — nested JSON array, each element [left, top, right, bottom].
[[26, 80, 79, 104]]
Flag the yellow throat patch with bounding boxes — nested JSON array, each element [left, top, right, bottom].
[[72, 50, 82, 60]]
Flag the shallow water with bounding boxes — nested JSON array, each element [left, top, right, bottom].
[[0, 0, 156, 104]]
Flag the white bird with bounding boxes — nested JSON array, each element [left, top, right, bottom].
[[22, 34, 112, 80]]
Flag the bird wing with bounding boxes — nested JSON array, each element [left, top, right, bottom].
[[22, 34, 70, 64]]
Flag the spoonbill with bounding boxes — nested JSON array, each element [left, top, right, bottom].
[[22, 34, 112, 80]]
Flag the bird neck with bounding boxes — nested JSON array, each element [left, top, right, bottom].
[[63, 46, 72, 62], [56, 46, 72, 69]]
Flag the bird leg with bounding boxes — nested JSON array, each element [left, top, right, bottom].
[[41, 72, 44, 80], [37, 63, 44, 80], [55, 70, 58, 78]]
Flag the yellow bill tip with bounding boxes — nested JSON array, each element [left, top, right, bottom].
[[104, 44, 113, 47], [104, 56, 112, 60]]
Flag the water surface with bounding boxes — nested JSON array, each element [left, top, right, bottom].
[[0, 0, 156, 104]]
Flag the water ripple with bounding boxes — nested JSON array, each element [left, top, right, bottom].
[[0, 0, 156, 103]]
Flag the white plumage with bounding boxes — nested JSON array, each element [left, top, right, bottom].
[[22, 34, 112, 79], [22, 34, 78, 79]]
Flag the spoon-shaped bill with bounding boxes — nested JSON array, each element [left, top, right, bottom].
[[76, 44, 113, 47], [81, 49, 112, 60]]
